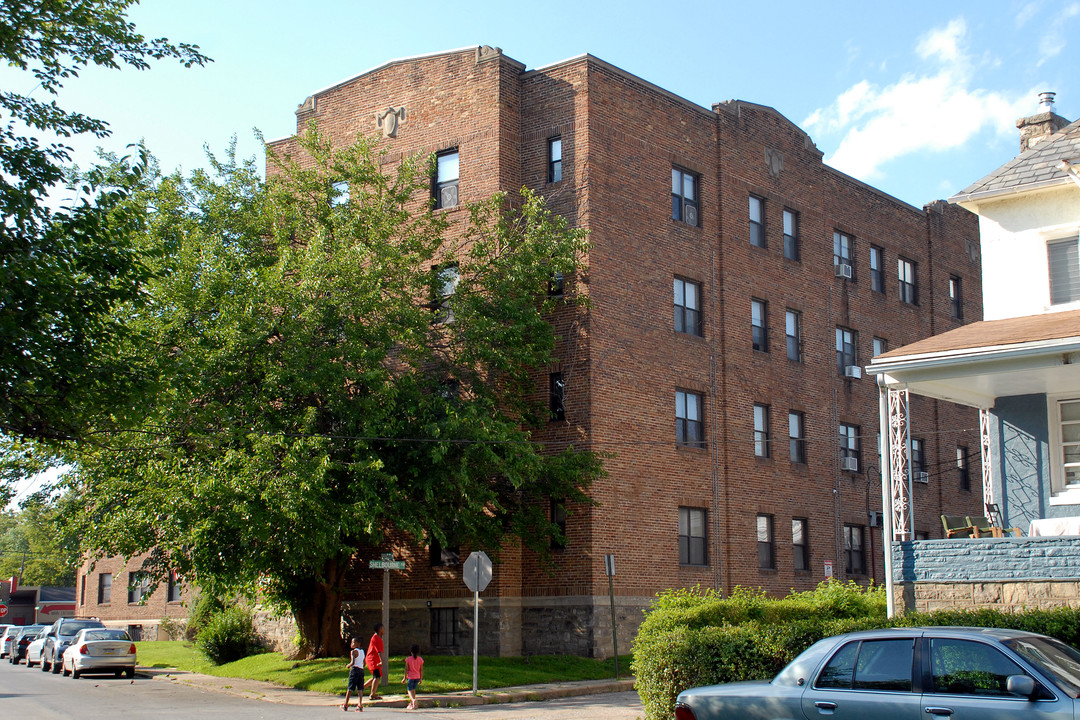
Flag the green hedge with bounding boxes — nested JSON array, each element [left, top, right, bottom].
[[632, 582, 1080, 720]]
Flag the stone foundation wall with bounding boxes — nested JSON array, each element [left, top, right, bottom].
[[342, 595, 650, 658], [253, 609, 299, 657]]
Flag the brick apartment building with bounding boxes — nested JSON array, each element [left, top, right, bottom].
[[78, 45, 984, 656]]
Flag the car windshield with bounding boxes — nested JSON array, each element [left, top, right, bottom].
[[59, 622, 102, 638], [82, 630, 130, 642], [1004, 636, 1080, 698]]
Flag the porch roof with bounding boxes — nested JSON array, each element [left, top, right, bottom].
[[868, 309, 1080, 408]]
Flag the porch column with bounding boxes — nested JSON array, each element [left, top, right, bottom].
[[877, 376, 895, 618], [888, 388, 913, 541], [980, 408, 994, 509]]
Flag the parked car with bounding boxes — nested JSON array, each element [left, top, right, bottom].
[[675, 627, 1080, 720], [23, 634, 47, 668], [9, 625, 47, 665], [61, 628, 136, 679], [41, 617, 105, 674], [0, 625, 20, 658]]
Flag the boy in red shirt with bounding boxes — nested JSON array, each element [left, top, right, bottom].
[[363, 623, 385, 701]]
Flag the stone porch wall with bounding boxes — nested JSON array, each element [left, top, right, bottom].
[[892, 537, 1080, 613]]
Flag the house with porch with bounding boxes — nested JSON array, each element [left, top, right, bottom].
[[868, 94, 1080, 613]]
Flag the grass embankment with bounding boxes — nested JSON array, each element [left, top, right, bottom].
[[135, 641, 629, 695]]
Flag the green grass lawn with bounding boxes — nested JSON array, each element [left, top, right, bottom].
[[135, 641, 630, 696]]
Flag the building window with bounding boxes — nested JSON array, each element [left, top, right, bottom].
[[836, 326, 857, 375], [753, 404, 770, 458], [911, 438, 925, 478], [548, 271, 564, 297], [957, 446, 970, 491], [550, 497, 567, 549], [785, 309, 801, 362], [674, 277, 702, 336], [430, 607, 458, 648], [434, 149, 459, 209], [429, 535, 461, 567], [757, 514, 775, 570], [949, 275, 963, 319], [749, 194, 765, 248], [789, 411, 806, 464], [872, 337, 888, 358], [840, 423, 860, 472], [1052, 397, 1080, 497], [433, 264, 460, 323], [844, 525, 866, 575], [671, 168, 699, 226], [548, 372, 565, 421], [678, 507, 707, 565], [167, 572, 181, 602], [547, 136, 562, 183], [783, 209, 799, 261], [898, 257, 918, 304], [870, 245, 884, 293], [792, 518, 809, 571], [752, 299, 768, 352], [98, 573, 112, 604], [676, 390, 704, 448], [1049, 237, 1080, 305], [127, 572, 151, 604], [330, 180, 349, 207], [833, 231, 853, 276]]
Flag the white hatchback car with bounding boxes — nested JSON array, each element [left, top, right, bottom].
[[62, 628, 136, 679]]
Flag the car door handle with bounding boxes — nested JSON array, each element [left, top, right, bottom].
[[924, 708, 953, 716], [814, 701, 837, 710]]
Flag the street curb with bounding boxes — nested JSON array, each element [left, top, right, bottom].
[[139, 666, 635, 708]]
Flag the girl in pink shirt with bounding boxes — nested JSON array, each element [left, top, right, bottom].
[[402, 644, 424, 710]]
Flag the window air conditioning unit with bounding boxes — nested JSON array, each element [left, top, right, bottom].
[[868, 511, 882, 528], [834, 263, 853, 279], [841, 457, 859, 472], [915, 471, 929, 484], [844, 365, 863, 379]]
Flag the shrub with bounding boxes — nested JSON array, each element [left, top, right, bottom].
[[185, 592, 225, 642], [196, 606, 260, 664], [158, 615, 186, 641], [634, 580, 1080, 720]]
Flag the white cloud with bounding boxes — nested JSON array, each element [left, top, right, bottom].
[[1015, 1, 1040, 28], [803, 18, 1031, 181], [1037, 2, 1079, 66]]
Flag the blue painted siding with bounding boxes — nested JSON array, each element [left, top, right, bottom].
[[894, 537, 1080, 583]]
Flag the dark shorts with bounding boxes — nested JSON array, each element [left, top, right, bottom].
[[370, 667, 382, 679], [407, 678, 420, 691], [347, 666, 365, 692]]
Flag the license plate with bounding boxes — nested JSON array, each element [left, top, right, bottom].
[[101, 649, 118, 655]]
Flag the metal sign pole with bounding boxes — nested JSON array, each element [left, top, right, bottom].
[[472, 585, 480, 695], [604, 554, 618, 679], [382, 567, 390, 689]]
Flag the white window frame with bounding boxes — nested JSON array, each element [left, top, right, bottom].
[[1049, 394, 1080, 505]]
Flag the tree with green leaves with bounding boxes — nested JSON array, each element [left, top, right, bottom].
[[0, 0, 209, 445], [63, 130, 605, 658], [0, 494, 79, 587]]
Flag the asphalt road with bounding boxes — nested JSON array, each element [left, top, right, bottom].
[[0, 662, 644, 719]]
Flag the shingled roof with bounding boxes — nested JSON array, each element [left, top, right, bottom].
[[949, 118, 1080, 202]]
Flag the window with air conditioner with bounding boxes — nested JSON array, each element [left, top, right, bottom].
[[672, 167, 699, 226], [833, 231, 853, 278], [839, 423, 860, 472], [434, 149, 459, 209], [836, 327, 857, 376]]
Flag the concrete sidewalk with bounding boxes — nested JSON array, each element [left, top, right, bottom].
[[138, 666, 636, 709]]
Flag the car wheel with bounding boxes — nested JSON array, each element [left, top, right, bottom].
[[71, 667, 80, 679], [51, 656, 61, 674], [125, 667, 134, 679], [62, 663, 70, 677], [41, 657, 49, 672]]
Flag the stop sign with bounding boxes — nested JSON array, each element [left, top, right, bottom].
[[462, 551, 492, 593], [0, 604, 8, 618]]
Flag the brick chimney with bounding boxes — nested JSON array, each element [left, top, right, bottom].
[[1017, 92, 1070, 152]]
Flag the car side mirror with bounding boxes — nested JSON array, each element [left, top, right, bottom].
[[1007, 674, 1036, 699]]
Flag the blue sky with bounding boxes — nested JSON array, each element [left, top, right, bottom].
[[16, 0, 1072, 208], [1, 1, 1077, 506]]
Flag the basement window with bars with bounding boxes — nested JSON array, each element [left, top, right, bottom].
[[430, 607, 458, 648]]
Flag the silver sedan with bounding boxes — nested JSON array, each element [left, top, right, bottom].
[[61, 628, 136, 679], [676, 627, 1080, 720]]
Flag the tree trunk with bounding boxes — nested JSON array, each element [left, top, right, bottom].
[[293, 556, 349, 658]]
